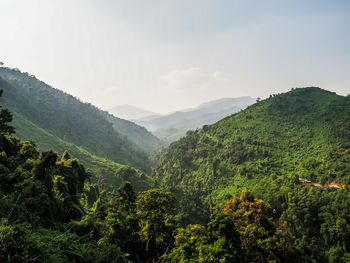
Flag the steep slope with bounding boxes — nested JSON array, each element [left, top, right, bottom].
[[153, 87, 350, 206], [10, 109, 154, 192], [108, 104, 160, 120], [0, 68, 152, 171], [135, 96, 256, 143]]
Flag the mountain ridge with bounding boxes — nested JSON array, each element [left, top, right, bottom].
[[135, 96, 256, 143], [0, 67, 162, 171], [153, 86, 350, 210]]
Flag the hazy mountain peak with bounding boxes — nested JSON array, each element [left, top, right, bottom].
[[108, 104, 160, 120]]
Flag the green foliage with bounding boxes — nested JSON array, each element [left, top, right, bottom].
[[165, 191, 297, 263], [168, 224, 207, 262], [0, 89, 14, 134], [223, 189, 275, 242], [166, 217, 239, 263], [0, 138, 88, 227], [9, 108, 155, 193], [0, 219, 129, 263], [281, 187, 350, 262], [136, 188, 175, 259], [101, 182, 143, 262], [222, 190, 292, 262]]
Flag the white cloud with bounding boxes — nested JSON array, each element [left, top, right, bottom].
[[159, 67, 231, 94]]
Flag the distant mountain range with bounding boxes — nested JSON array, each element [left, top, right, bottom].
[[108, 104, 160, 120], [133, 96, 256, 143]]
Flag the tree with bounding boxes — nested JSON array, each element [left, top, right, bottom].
[[222, 189, 280, 262], [103, 181, 143, 262], [0, 89, 15, 134], [165, 224, 207, 262], [136, 188, 175, 259], [166, 213, 241, 262]]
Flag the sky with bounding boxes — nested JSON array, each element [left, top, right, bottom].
[[0, 0, 349, 113]]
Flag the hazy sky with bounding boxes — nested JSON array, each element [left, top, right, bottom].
[[1, 0, 349, 113]]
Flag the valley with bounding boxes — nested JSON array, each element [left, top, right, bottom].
[[0, 67, 349, 262], [1, 1, 348, 262]]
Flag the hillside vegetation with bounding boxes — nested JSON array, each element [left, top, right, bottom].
[[153, 87, 350, 262], [11, 109, 154, 192], [0, 68, 162, 171]]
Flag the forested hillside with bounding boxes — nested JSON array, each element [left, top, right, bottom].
[[0, 89, 302, 262], [153, 87, 350, 262], [11, 109, 154, 192], [0, 67, 162, 171]]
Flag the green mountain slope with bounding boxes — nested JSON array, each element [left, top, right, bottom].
[[153, 87, 350, 207], [152, 87, 350, 261], [10, 109, 154, 192], [0, 67, 157, 171]]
